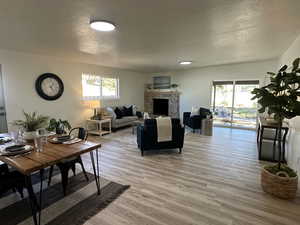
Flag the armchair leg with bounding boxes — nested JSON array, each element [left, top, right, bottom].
[[60, 167, 69, 196], [78, 157, 89, 182], [179, 148, 182, 154], [71, 164, 76, 176], [141, 150, 144, 156], [16, 186, 24, 198]]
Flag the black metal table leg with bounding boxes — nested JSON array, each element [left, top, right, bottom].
[[25, 169, 44, 225], [258, 127, 264, 160], [25, 175, 39, 225], [274, 128, 278, 147], [38, 169, 44, 225], [257, 124, 260, 143], [90, 149, 101, 195], [96, 149, 100, 189], [282, 128, 289, 163]]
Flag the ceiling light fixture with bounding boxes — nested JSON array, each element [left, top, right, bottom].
[[179, 61, 192, 65], [90, 20, 116, 32]]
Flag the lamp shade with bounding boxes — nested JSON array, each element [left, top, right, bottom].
[[83, 100, 100, 109]]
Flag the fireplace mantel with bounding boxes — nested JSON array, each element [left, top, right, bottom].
[[144, 90, 180, 118]]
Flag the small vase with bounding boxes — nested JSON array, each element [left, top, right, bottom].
[[56, 124, 65, 135]]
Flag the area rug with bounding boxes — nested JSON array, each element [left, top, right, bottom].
[[0, 171, 130, 225]]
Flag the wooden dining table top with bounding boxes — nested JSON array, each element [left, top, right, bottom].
[[0, 137, 101, 175]]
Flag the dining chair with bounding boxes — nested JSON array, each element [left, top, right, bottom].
[[48, 127, 89, 196], [0, 163, 25, 198]]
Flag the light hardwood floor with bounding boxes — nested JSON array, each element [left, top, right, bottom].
[[82, 127, 300, 225]]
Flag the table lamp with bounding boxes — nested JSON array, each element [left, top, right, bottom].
[[84, 100, 101, 120]]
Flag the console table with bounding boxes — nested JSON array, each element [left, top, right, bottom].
[[257, 117, 289, 161]]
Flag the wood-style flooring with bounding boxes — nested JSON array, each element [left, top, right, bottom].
[[82, 127, 300, 225]]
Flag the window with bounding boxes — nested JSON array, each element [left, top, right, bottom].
[[82, 74, 119, 100], [211, 80, 259, 129], [101, 78, 119, 98]]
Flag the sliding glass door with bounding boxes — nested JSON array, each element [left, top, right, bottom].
[[211, 81, 234, 127], [211, 80, 259, 129]]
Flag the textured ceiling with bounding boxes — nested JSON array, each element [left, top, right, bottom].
[[0, 0, 300, 72]]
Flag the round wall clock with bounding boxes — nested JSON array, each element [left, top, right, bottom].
[[35, 73, 64, 101]]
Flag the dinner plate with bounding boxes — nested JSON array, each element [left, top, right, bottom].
[[0, 145, 33, 156], [49, 135, 75, 144], [0, 136, 12, 145], [5, 144, 26, 152]]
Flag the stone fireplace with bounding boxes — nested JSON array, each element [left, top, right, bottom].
[[144, 90, 180, 118]]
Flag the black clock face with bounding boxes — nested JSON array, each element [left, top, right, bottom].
[[35, 73, 64, 100]]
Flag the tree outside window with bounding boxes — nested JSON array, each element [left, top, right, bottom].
[[82, 74, 119, 100]]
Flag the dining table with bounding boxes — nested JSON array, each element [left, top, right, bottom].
[[0, 135, 101, 225]]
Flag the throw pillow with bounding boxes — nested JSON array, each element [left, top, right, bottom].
[[191, 106, 199, 116], [105, 107, 116, 119], [114, 107, 123, 119], [120, 107, 126, 116], [123, 106, 133, 116], [131, 104, 137, 115]]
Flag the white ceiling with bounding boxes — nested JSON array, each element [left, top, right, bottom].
[[0, 0, 300, 72]]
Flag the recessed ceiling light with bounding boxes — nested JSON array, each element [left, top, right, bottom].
[[90, 20, 116, 32], [179, 61, 192, 65]]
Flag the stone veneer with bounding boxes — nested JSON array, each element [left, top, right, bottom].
[[144, 90, 180, 118]]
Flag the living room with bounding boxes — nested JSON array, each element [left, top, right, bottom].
[[1, 1, 300, 225]]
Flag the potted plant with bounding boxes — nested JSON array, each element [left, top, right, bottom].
[[48, 118, 71, 135], [251, 58, 300, 199], [170, 84, 179, 89], [12, 111, 49, 141]]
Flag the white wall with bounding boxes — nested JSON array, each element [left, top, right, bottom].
[[0, 50, 147, 129], [151, 59, 278, 117], [279, 34, 300, 172]]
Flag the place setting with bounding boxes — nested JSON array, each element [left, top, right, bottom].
[[48, 134, 82, 145], [0, 131, 34, 157], [0, 128, 55, 156]]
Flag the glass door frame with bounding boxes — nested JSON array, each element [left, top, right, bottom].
[[211, 80, 259, 130], [0, 65, 8, 133]]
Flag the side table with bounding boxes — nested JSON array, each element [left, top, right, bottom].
[[201, 118, 213, 136], [86, 118, 111, 136]]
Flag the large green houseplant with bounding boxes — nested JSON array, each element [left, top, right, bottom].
[[12, 111, 49, 140], [251, 58, 300, 199]]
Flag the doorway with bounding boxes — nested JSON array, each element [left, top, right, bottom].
[[0, 65, 8, 133], [211, 80, 259, 129]]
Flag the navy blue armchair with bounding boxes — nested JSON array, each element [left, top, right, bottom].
[[137, 118, 184, 156], [183, 107, 212, 132]]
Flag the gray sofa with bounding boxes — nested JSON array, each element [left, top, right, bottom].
[[105, 105, 139, 130]]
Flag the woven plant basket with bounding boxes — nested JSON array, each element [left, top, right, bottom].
[[261, 167, 298, 199]]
